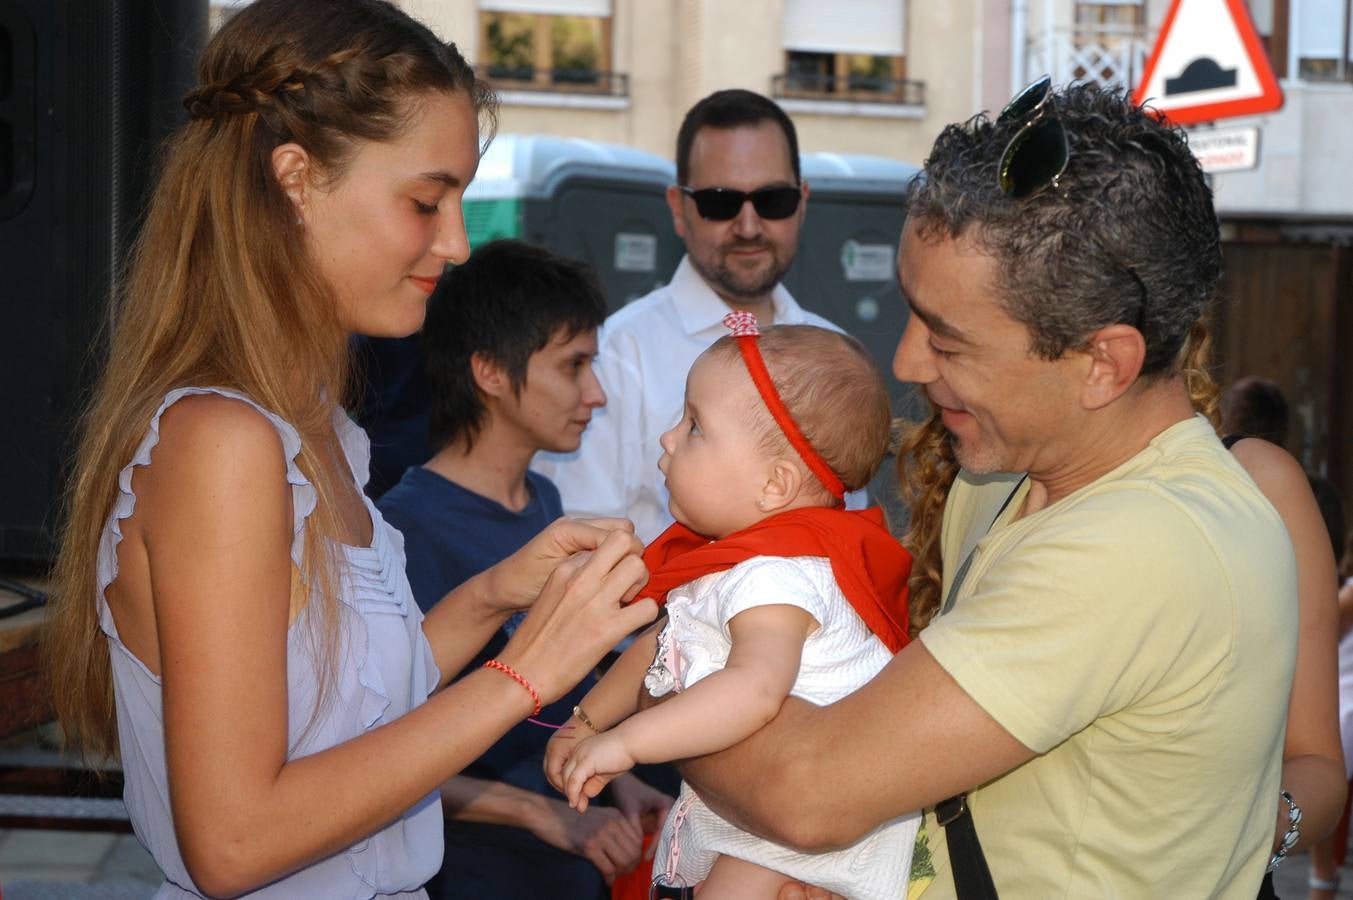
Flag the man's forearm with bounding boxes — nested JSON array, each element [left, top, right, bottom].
[[676, 642, 1034, 852], [676, 696, 835, 847], [440, 774, 546, 831]]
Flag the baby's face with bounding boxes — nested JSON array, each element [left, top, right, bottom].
[[658, 352, 773, 539]]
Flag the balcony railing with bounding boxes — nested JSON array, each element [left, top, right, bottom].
[[771, 72, 925, 106], [1024, 27, 1151, 91], [475, 65, 629, 97]]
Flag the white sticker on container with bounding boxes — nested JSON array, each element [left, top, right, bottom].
[[840, 240, 894, 282], [856, 296, 880, 322], [615, 233, 658, 273]]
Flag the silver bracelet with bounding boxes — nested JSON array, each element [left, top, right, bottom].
[[1267, 789, 1302, 872]]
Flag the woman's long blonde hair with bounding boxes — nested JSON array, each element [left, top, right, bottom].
[[45, 0, 494, 761], [897, 319, 1221, 636]]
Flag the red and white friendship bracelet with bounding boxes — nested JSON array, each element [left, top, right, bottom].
[[483, 658, 542, 717]]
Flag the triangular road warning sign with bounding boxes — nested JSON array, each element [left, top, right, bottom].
[[1132, 0, 1283, 126]]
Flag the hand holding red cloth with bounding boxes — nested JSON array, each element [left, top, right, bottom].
[[636, 507, 912, 653]]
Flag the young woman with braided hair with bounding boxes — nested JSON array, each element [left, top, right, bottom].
[[43, 1, 655, 897], [897, 318, 1344, 900]]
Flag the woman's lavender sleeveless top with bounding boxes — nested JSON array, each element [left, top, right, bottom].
[[95, 387, 442, 898]]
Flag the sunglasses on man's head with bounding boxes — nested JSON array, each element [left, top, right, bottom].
[[678, 185, 802, 221], [997, 75, 1069, 199]]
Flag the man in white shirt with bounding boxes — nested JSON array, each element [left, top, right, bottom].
[[534, 89, 857, 542]]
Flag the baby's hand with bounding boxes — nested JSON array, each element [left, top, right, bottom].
[[561, 731, 637, 813], [543, 718, 585, 794]]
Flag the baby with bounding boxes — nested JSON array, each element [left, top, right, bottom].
[[545, 313, 919, 899]]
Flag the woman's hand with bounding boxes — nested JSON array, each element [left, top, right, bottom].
[[424, 517, 645, 686], [497, 526, 656, 706], [485, 517, 639, 616]]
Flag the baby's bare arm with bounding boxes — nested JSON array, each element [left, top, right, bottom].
[[579, 618, 664, 731], [546, 618, 663, 794], [609, 603, 814, 765]]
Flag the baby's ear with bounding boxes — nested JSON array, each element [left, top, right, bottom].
[[760, 458, 806, 513]]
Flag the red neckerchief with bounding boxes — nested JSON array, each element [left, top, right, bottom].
[[637, 506, 911, 653]]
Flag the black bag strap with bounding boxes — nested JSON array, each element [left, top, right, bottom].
[[934, 475, 1026, 900], [935, 795, 999, 900], [939, 475, 1026, 615]]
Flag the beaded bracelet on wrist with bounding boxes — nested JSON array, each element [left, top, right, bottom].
[[483, 658, 541, 717], [1268, 789, 1302, 873]]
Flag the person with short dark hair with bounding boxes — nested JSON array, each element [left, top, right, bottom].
[[534, 89, 863, 543], [420, 239, 611, 456], [1223, 375, 1291, 447], [378, 239, 672, 899], [674, 89, 802, 189]]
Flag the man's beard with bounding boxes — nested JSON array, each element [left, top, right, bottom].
[[950, 431, 1016, 476], [953, 440, 1001, 475], [692, 241, 793, 300]]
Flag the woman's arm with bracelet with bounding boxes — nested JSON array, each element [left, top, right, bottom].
[[421, 516, 646, 689], [144, 406, 656, 897], [1232, 438, 1346, 855]]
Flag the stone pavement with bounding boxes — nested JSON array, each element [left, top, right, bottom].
[[0, 829, 160, 899], [0, 726, 161, 899], [2, 822, 1352, 898], [1275, 847, 1353, 900], [0, 717, 1350, 899]]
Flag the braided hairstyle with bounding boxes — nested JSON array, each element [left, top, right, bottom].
[[48, 0, 495, 761], [895, 407, 958, 637], [181, 2, 494, 163]]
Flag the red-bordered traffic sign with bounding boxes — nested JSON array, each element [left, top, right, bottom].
[[1132, 0, 1283, 126]]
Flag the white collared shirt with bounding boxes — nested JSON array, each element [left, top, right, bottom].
[[533, 255, 864, 543]]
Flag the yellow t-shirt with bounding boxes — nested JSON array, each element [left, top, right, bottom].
[[917, 416, 1297, 898]]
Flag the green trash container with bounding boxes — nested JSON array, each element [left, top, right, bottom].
[[785, 152, 923, 529], [464, 134, 684, 310]]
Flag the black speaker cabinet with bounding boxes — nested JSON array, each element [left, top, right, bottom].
[[0, 0, 206, 562]]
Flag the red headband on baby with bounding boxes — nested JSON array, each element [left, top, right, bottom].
[[722, 311, 846, 501]]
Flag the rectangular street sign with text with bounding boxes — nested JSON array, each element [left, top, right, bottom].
[[1187, 126, 1260, 173]]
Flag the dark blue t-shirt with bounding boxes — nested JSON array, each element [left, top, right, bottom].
[[351, 335, 431, 500], [378, 465, 604, 899]]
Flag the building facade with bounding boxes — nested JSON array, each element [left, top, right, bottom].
[[211, 0, 1352, 493], [397, 0, 983, 167], [1001, 0, 1352, 496], [388, 0, 1351, 498], [388, 1, 1352, 213]]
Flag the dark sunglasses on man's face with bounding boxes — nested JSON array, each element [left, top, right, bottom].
[[678, 185, 802, 221], [997, 75, 1069, 199]]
